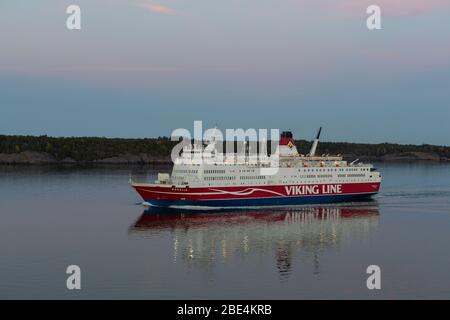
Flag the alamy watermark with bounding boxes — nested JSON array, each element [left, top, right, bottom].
[[66, 5, 81, 30], [66, 4, 381, 31], [366, 265, 381, 290], [170, 121, 281, 175], [66, 265, 81, 290], [367, 5, 382, 30]]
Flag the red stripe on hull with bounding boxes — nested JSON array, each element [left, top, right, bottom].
[[133, 182, 381, 201]]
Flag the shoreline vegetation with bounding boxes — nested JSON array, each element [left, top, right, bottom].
[[0, 135, 449, 165]]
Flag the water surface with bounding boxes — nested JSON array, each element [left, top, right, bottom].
[[1, 163, 450, 299]]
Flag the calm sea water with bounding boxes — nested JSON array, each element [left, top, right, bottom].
[[1, 163, 450, 299]]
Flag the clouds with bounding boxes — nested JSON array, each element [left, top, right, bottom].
[[132, 0, 450, 20], [135, 1, 175, 15]]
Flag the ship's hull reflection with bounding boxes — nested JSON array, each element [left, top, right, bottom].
[[130, 203, 380, 279]]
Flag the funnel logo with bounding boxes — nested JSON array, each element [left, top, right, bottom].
[[287, 141, 294, 149]]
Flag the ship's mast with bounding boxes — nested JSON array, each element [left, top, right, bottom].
[[309, 127, 322, 157]]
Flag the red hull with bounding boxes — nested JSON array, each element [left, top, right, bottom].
[[133, 182, 381, 201]]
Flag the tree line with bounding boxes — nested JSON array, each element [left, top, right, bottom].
[[1, 135, 449, 161], [0, 135, 177, 161]]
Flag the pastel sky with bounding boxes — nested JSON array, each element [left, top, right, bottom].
[[1, 0, 449, 144]]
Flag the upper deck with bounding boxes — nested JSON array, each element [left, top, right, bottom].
[[132, 129, 381, 188]]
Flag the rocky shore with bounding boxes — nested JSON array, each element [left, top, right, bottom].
[[0, 151, 447, 165], [0, 151, 172, 165], [343, 152, 445, 162]]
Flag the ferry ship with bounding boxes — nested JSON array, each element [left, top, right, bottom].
[[130, 129, 381, 208]]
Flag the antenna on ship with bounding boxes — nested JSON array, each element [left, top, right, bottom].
[[211, 124, 218, 142], [309, 127, 322, 157]]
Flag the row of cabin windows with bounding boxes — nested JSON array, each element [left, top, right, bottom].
[[300, 175, 316, 179], [276, 173, 371, 179], [173, 169, 198, 174], [202, 175, 376, 186], [205, 176, 236, 181], [240, 175, 266, 180], [300, 168, 370, 172], [175, 167, 371, 173], [184, 173, 371, 182], [279, 174, 335, 179], [317, 174, 333, 178], [174, 167, 371, 175], [204, 169, 226, 174], [280, 179, 372, 184]]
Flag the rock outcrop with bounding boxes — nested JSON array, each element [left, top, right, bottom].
[[95, 153, 171, 164], [381, 152, 441, 161], [0, 150, 444, 165], [0, 151, 57, 164], [343, 152, 442, 162]]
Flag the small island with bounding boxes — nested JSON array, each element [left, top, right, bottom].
[[0, 134, 448, 165]]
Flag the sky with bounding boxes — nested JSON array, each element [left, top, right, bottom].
[[0, 0, 449, 145]]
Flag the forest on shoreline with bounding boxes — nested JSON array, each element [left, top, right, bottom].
[[0, 134, 449, 165]]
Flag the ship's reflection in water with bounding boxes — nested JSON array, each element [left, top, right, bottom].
[[129, 203, 379, 280]]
